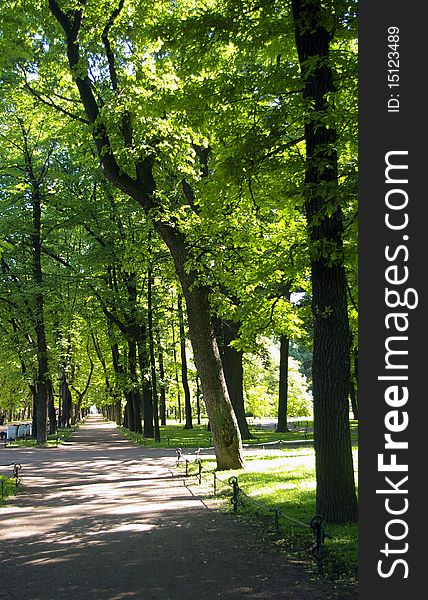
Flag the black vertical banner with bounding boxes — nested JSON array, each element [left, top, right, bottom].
[[359, 1, 426, 597]]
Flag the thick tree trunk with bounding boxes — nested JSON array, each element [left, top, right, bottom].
[[218, 319, 251, 440], [176, 285, 243, 470], [292, 0, 357, 522], [32, 186, 49, 444], [276, 334, 290, 432], [178, 294, 193, 430]]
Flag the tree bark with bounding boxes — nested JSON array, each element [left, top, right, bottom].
[[60, 371, 72, 428], [137, 336, 154, 438], [32, 183, 49, 444], [156, 327, 167, 426], [128, 338, 142, 433], [218, 319, 251, 440], [176, 286, 243, 470], [171, 312, 182, 423], [196, 375, 202, 425], [48, 379, 57, 434], [350, 348, 359, 420], [110, 340, 126, 423], [292, 0, 357, 522], [276, 334, 290, 433], [178, 294, 193, 430]]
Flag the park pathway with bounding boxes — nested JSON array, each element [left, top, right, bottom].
[[0, 417, 355, 600]]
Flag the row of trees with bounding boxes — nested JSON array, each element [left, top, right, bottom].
[[0, 100, 312, 433], [0, 0, 358, 522]]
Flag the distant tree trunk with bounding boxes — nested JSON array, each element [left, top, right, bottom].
[[110, 340, 127, 423], [92, 330, 118, 419], [114, 400, 122, 424], [48, 379, 57, 434], [171, 313, 182, 423], [196, 375, 201, 425], [147, 268, 160, 441], [178, 294, 193, 430], [128, 338, 142, 433], [31, 384, 37, 439], [217, 319, 251, 440], [292, 0, 357, 522], [124, 391, 133, 430], [156, 327, 167, 426], [71, 356, 94, 425], [276, 334, 290, 432], [137, 335, 154, 438], [60, 372, 72, 428]]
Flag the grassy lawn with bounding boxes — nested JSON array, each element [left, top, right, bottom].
[[0, 475, 19, 506], [119, 419, 358, 587], [119, 422, 315, 449], [118, 419, 358, 449]]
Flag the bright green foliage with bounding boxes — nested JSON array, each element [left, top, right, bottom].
[[244, 342, 312, 418], [0, 0, 358, 514]]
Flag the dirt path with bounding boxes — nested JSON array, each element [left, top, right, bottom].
[[0, 417, 356, 600]]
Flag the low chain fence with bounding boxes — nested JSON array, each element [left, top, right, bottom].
[[175, 449, 326, 573]]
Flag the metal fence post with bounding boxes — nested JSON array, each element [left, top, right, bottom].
[[228, 476, 239, 512], [310, 515, 325, 574]]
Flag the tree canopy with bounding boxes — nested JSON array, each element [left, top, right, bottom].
[[0, 0, 358, 522]]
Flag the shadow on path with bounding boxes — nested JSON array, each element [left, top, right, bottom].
[[0, 416, 356, 600]]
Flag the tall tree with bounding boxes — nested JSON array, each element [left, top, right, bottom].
[[291, 0, 357, 522], [45, 0, 243, 469]]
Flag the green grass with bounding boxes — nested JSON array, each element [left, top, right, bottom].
[[0, 475, 19, 506], [118, 418, 358, 449], [179, 446, 358, 588], [5, 424, 79, 448], [118, 422, 320, 448], [118, 424, 215, 448]]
